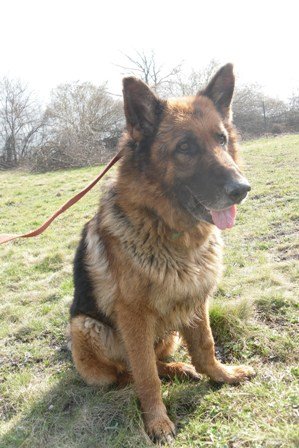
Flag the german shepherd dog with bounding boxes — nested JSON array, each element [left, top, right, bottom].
[[70, 64, 255, 443]]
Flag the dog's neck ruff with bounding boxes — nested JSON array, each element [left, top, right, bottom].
[[171, 231, 184, 240]]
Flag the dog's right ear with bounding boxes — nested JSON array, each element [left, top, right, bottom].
[[122, 77, 163, 141]]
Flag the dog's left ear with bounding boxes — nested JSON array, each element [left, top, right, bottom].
[[202, 63, 235, 121], [123, 77, 163, 141]]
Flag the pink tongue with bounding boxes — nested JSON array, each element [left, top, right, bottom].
[[210, 205, 237, 230]]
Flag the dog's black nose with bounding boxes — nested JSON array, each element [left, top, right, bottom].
[[225, 181, 251, 203]]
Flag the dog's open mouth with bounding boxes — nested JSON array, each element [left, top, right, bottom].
[[183, 186, 237, 230], [209, 205, 237, 230]]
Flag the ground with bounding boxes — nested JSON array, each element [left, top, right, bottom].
[[0, 134, 298, 447]]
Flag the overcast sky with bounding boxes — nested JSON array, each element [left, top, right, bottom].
[[1, 0, 298, 101]]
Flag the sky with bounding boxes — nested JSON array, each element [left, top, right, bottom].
[[0, 0, 298, 102]]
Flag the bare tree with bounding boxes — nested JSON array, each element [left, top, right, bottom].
[[0, 78, 45, 168], [232, 83, 265, 136], [233, 83, 291, 137], [162, 59, 220, 97], [287, 90, 299, 132], [33, 81, 124, 171], [117, 50, 182, 94]]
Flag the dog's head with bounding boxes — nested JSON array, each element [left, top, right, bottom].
[[122, 64, 250, 231]]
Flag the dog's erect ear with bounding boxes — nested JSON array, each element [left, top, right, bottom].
[[201, 63, 235, 120], [122, 77, 163, 141]]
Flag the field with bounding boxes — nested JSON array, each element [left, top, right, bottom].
[[0, 134, 298, 447]]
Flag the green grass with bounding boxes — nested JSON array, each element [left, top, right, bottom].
[[0, 134, 298, 447]]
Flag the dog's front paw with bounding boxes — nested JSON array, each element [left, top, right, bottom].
[[146, 414, 176, 445], [158, 361, 201, 382], [176, 362, 202, 381], [207, 362, 256, 384]]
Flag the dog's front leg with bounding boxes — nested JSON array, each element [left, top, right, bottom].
[[116, 302, 176, 444], [181, 302, 255, 384]]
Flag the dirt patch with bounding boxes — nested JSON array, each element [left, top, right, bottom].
[[274, 245, 299, 262]]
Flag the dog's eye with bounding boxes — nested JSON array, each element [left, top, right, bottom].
[[175, 137, 199, 157], [176, 140, 198, 156], [177, 141, 190, 152], [217, 133, 227, 147]]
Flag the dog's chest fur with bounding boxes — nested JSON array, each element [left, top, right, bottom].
[[146, 236, 223, 328], [85, 189, 223, 330]]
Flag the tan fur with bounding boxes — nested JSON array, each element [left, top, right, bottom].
[[84, 217, 117, 317], [70, 69, 255, 443]]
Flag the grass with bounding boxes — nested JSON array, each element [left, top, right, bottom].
[[0, 134, 298, 447]]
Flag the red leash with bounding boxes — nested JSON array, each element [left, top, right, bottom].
[[0, 151, 122, 245]]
